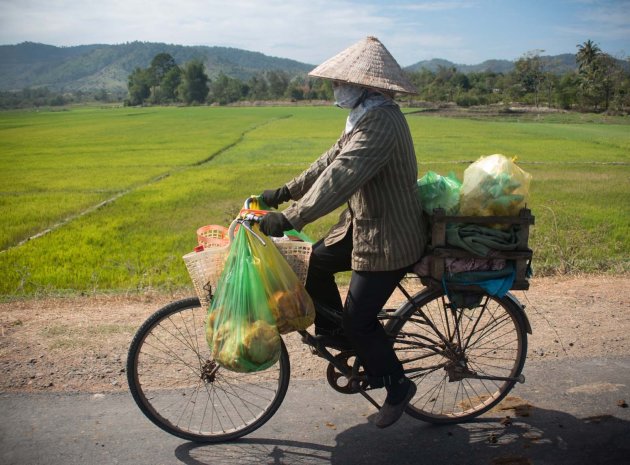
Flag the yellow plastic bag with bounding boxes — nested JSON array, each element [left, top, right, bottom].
[[459, 154, 531, 218], [248, 225, 315, 334]]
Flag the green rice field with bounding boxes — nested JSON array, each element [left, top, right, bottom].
[[1, 105, 628, 298]]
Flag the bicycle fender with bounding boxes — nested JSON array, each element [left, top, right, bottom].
[[504, 291, 533, 334]]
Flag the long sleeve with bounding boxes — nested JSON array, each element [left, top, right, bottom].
[[285, 138, 341, 201], [283, 109, 395, 231]]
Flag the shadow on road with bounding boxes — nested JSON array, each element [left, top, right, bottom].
[[174, 403, 630, 465]]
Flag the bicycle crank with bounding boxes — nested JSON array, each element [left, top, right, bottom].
[[326, 351, 368, 394]]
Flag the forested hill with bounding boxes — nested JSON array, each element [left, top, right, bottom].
[[1, 41, 621, 94], [0, 41, 314, 92]]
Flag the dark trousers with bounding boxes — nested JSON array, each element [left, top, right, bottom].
[[305, 232, 407, 387]]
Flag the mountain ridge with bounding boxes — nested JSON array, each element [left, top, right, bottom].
[[0, 41, 314, 93], [406, 54, 578, 74]]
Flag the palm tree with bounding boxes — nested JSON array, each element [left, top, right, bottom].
[[576, 40, 601, 73]]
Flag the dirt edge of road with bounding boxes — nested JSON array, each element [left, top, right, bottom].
[[1, 275, 628, 393]]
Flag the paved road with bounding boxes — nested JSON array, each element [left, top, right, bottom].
[[2, 356, 629, 465]]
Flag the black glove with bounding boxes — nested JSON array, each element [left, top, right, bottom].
[[259, 212, 293, 237], [261, 185, 291, 209]]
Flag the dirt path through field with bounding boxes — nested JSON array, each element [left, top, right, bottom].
[[0, 275, 628, 393]]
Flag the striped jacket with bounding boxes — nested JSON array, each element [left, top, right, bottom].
[[283, 104, 428, 271]]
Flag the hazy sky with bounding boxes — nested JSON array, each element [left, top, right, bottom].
[[1, 0, 628, 65]]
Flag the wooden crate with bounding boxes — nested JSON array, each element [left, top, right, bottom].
[[427, 207, 535, 290]]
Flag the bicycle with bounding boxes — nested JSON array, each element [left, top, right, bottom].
[[127, 207, 534, 443]]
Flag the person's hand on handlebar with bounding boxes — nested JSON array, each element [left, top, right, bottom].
[[259, 212, 293, 237], [261, 186, 291, 209]]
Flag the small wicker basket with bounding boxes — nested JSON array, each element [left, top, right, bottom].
[[275, 239, 312, 284], [183, 224, 312, 307], [196, 224, 229, 248], [183, 246, 229, 307]]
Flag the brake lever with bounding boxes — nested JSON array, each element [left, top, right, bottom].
[[239, 218, 267, 246]]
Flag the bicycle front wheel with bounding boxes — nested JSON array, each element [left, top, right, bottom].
[[127, 297, 290, 442], [388, 287, 528, 424]]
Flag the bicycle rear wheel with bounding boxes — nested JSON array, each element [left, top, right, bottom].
[[127, 297, 290, 442], [387, 287, 528, 424]]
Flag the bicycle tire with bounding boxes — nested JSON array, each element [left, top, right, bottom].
[[127, 297, 290, 442], [386, 286, 528, 424]]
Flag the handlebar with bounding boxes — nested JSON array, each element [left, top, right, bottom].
[[229, 197, 269, 245], [228, 218, 268, 246], [238, 195, 313, 244]]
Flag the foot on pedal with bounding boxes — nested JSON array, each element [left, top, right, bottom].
[[307, 327, 353, 350]]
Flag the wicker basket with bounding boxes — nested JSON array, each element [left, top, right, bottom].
[[197, 224, 229, 248], [275, 239, 312, 284], [183, 245, 230, 307], [183, 226, 312, 307]]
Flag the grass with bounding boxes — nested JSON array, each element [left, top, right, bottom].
[[0, 106, 292, 249], [0, 105, 628, 298]]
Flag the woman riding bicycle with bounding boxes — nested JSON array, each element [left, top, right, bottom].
[[259, 36, 428, 428]]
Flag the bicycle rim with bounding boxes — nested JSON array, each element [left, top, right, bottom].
[[390, 288, 527, 424], [127, 297, 290, 442]]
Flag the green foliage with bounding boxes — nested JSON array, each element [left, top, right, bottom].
[[0, 87, 70, 109], [149, 53, 177, 86], [211, 73, 247, 105], [267, 70, 290, 99], [127, 67, 151, 105], [127, 56, 208, 105], [158, 66, 182, 102], [405, 40, 629, 113], [0, 106, 628, 298], [125, 51, 334, 105], [247, 75, 269, 100], [178, 60, 210, 104], [514, 50, 546, 106]]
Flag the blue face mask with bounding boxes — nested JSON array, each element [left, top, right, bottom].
[[333, 84, 366, 109]]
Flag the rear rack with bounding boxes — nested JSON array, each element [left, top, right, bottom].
[[424, 207, 535, 291]]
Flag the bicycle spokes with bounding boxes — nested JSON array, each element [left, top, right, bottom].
[[392, 288, 527, 422]]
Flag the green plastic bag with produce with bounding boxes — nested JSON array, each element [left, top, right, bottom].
[[417, 171, 462, 215], [206, 225, 281, 373]]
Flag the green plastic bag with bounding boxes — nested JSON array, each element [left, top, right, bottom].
[[417, 171, 462, 215], [206, 225, 281, 373]]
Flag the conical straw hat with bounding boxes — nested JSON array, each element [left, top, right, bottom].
[[308, 36, 418, 95]]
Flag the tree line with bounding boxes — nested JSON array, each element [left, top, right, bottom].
[[1, 40, 627, 113], [407, 40, 629, 112], [126, 41, 628, 112], [0, 86, 128, 109], [125, 52, 333, 106]]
